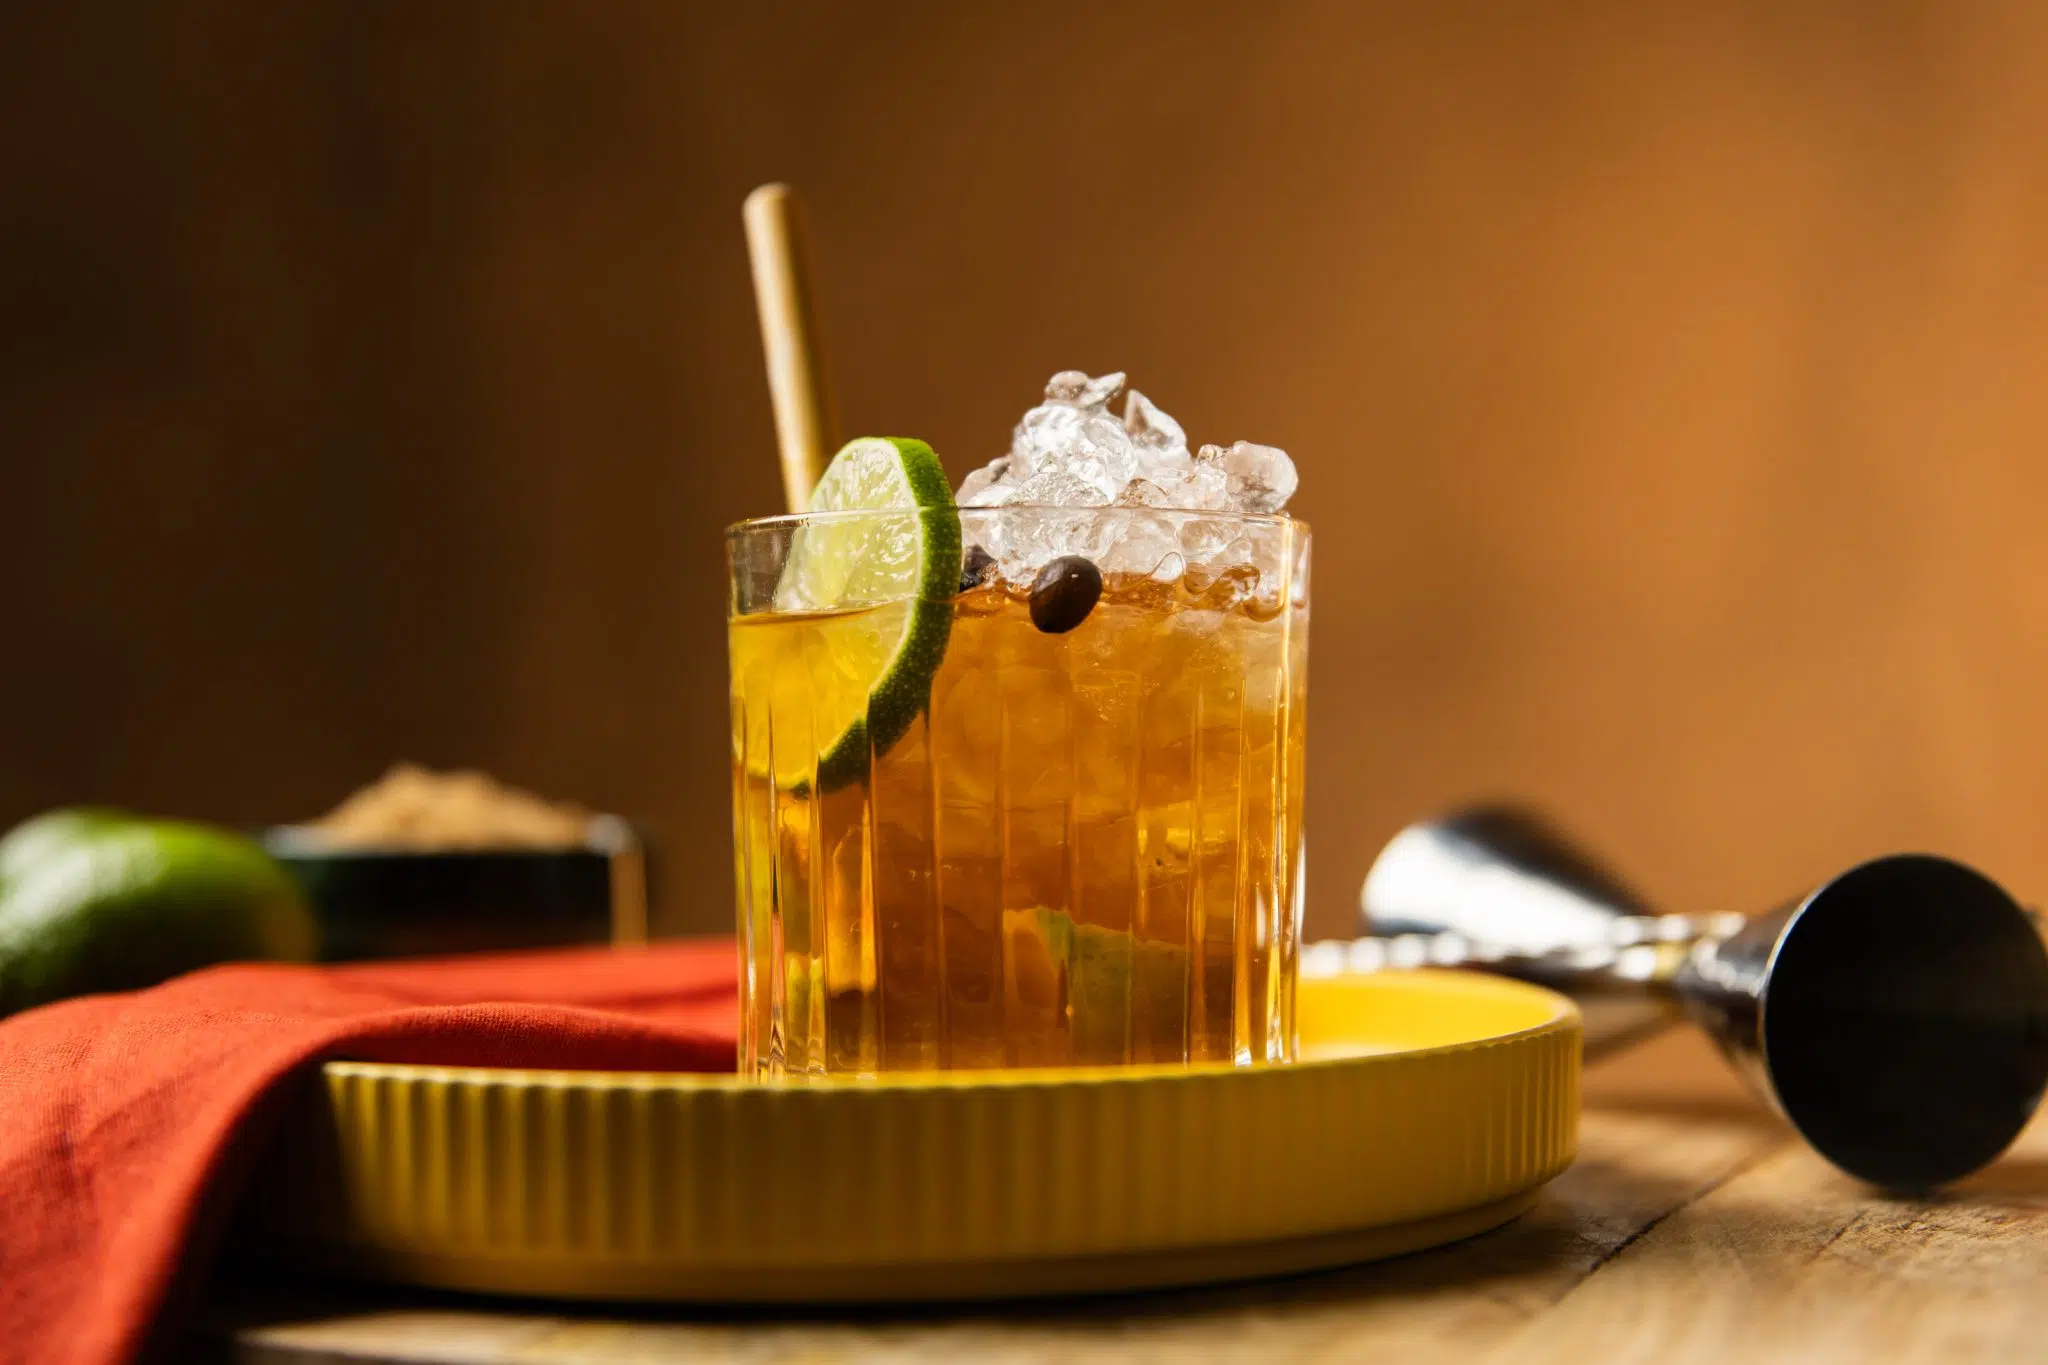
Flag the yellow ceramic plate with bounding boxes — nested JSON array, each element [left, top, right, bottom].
[[243, 970, 1578, 1302]]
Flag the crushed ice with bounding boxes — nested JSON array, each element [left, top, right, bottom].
[[958, 371, 1298, 588]]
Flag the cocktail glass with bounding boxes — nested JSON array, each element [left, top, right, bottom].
[[727, 506, 1310, 1075]]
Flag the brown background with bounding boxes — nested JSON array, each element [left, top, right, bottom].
[[5, 1, 2048, 940]]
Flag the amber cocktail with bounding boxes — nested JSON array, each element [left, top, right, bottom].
[[727, 372, 1308, 1076]]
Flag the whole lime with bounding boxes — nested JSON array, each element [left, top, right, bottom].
[[0, 806, 126, 890], [0, 815, 320, 1015]]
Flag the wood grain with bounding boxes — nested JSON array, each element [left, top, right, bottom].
[[198, 1027, 2048, 1363]]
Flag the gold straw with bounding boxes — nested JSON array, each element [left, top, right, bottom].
[[743, 183, 839, 513]]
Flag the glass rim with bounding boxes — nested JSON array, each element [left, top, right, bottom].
[[725, 506, 1307, 539]]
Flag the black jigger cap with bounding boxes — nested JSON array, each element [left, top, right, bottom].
[[1689, 855, 2048, 1189]]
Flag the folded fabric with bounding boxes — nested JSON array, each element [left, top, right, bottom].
[[0, 940, 738, 1365]]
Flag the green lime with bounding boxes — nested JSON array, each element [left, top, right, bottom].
[[0, 807, 126, 890], [736, 437, 960, 792], [0, 816, 320, 1015]]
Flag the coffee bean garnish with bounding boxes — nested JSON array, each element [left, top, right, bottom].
[[1029, 555, 1103, 634], [959, 545, 996, 593]]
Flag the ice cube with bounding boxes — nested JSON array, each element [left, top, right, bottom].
[[1079, 414, 1139, 488], [1216, 440, 1297, 514], [1013, 470, 1112, 507], [1115, 478, 1172, 508], [958, 457, 1012, 507], [996, 506, 1117, 585], [1244, 524, 1293, 617], [1043, 370, 1092, 402], [1123, 389, 1187, 459], [953, 373, 1297, 586], [1179, 515, 1240, 565], [1098, 511, 1180, 578], [1011, 401, 1086, 476], [1214, 535, 1258, 571], [1062, 452, 1110, 497], [1077, 371, 1126, 410], [1010, 373, 1138, 487], [1151, 459, 1230, 511], [1183, 533, 1261, 604]]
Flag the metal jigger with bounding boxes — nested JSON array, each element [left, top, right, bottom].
[[1328, 806, 2048, 1189]]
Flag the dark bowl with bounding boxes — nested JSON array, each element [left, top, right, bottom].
[[261, 815, 646, 962]]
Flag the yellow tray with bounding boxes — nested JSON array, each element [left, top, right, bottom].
[[242, 970, 1579, 1302]]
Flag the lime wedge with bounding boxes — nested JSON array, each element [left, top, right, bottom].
[[735, 437, 960, 792]]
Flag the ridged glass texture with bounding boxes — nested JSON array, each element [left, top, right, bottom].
[[727, 508, 1310, 1075]]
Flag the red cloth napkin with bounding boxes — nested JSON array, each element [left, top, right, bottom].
[[0, 940, 738, 1365]]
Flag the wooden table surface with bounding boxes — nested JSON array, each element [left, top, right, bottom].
[[197, 1024, 2048, 1364]]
